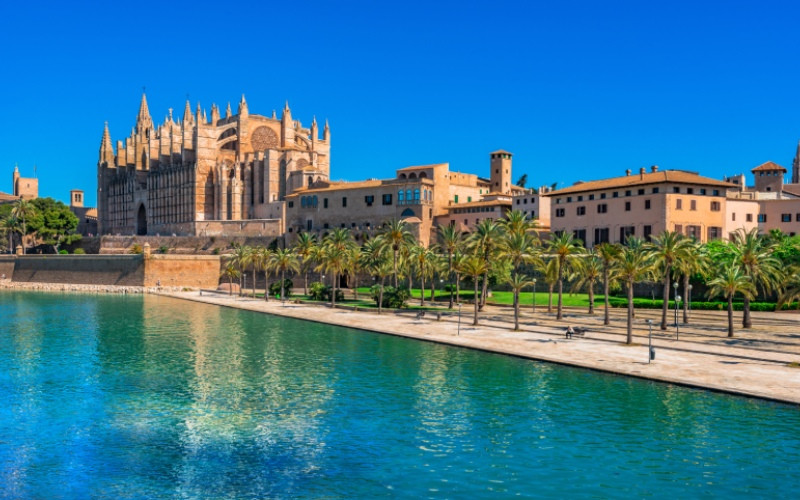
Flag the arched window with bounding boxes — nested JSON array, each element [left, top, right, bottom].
[[409, 172, 417, 179], [301, 197, 306, 208], [406, 190, 412, 202], [414, 189, 420, 201], [398, 190, 404, 202], [313, 195, 318, 207], [399, 173, 407, 179], [419, 172, 427, 178], [401, 208, 415, 217]]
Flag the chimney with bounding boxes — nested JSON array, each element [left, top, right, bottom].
[[651, 165, 659, 173], [625, 169, 631, 176], [639, 167, 645, 179]]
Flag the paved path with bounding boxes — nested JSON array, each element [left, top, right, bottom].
[[160, 291, 800, 406]]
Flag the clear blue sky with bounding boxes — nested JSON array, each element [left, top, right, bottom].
[[1, 0, 799, 207]]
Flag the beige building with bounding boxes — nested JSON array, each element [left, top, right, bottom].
[[512, 188, 552, 231], [1, 165, 38, 204], [545, 166, 742, 246], [727, 159, 800, 236], [285, 151, 528, 245], [97, 94, 329, 236], [69, 190, 98, 236]]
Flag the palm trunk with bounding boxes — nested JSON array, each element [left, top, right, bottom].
[[393, 248, 398, 288], [303, 268, 308, 296], [252, 264, 257, 298], [473, 278, 479, 325], [513, 289, 520, 330], [588, 283, 595, 315], [660, 268, 670, 330], [353, 272, 358, 300], [682, 274, 690, 323], [420, 274, 425, 307], [727, 294, 734, 337], [430, 276, 436, 301], [378, 276, 385, 315], [742, 296, 752, 328], [626, 281, 634, 344], [479, 269, 489, 311], [603, 269, 610, 325], [280, 269, 286, 302], [448, 255, 455, 309], [264, 271, 269, 301], [228, 276, 233, 296], [455, 272, 461, 306], [331, 272, 338, 307], [548, 284, 553, 313], [557, 262, 564, 320]]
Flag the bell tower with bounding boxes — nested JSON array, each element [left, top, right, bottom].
[[490, 150, 513, 194]]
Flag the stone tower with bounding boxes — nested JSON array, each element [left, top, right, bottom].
[[490, 150, 513, 194], [752, 161, 786, 193], [792, 140, 800, 184]]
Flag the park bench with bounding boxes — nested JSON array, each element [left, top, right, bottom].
[[565, 327, 587, 339], [415, 311, 426, 321]]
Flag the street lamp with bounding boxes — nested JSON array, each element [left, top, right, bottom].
[[688, 284, 693, 316], [675, 294, 682, 340], [647, 319, 655, 363], [243, 273, 247, 297], [673, 281, 679, 326], [532, 278, 537, 313]]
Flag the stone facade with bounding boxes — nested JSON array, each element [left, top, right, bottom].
[[97, 94, 329, 237], [1, 165, 38, 204], [69, 189, 98, 236]]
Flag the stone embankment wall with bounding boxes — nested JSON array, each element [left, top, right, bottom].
[[94, 235, 282, 255], [2, 254, 221, 288]]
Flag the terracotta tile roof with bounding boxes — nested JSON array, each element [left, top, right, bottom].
[[489, 149, 513, 155], [396, 163, 448, 172], [446, 199, 512, 210], [85, 208, 98, 218], [751, 161, 787, 173], [544, 170, 735, 196], [0, 191, 18, 202], [780, 184, 800, 197], [287, 177, 433, 196]]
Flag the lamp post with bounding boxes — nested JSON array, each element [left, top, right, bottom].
[[688, 284, 693, 317], [673, 281, 679, 326], [647, 319, 654, 363], [457, 303, 462, 336], [532, 278, 537, 313], [243, 273, 247, 298], [675, 294, 682, 340]]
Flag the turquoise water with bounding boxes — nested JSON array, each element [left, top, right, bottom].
[[0, 292, 798, 498]]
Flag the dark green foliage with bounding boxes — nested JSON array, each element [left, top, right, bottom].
[[27, 198, 80, 251], [269, 278, 294, 298], [73, 248, 86, 254], [58, 249, 68, 254], [308, 281, 343, 302], [607, 297, 796, 311], [158, 245, 169, 254], [370, 285, 410, 308]]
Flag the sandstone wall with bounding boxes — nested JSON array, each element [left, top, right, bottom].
[[144, 255, 221, 288], [7, 255, 222, 288]]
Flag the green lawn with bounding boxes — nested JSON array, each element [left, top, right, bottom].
[[355, 287, 594, 307]]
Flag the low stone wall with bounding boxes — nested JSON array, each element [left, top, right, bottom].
[[97, 235, 282, 255], [7, 254, 222, 288], [0, 256, 15, 280], [144, 255, 221, 288]]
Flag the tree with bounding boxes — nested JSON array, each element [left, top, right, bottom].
[[318, 228, 354, 307], [501, 228, 539, 321], [470, 219, 502, 311], [706, 262, 755, 337], [729, 228, 783, 328], [515, 173, 528, 188], [221, 260, 240, 296], [501, 209, 538, 237], [461, 255, 488, 326], [547, 231, 584, 320], [615, 238, 653, 344], [11, 199, 35, 254], [1, 215, 19, 254], [570, 249, 602, 315], [293, 232, 318, 295], [25, 198, 80, 253], [675, 240, 709, 323], [361, 237, 393, 314], [646, 231, 693, 330], [596, 243, 621, 325], [230, 244, 252, 292], [438, 224, 464, 309], [379, 219, 414, 288], [268, 248, 300, 302], [253, 246, 273, 301], [506, 273, 534, 330], [409, 243, 435, 306]]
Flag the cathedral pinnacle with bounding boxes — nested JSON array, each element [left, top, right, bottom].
[[136, 92, 153, 133], [183, 100, 193, 124], [225, 102, 232, 119], [238, 94, 248, 115], [100, 121, 115, 164]]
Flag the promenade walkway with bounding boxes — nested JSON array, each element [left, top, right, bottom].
[[161, 290, 800, 406]]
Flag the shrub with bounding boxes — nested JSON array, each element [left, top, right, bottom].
[[130, 243, 143, 254], [606, 297, 794, 312], [158, 245, 169, 254], [371, 285, 410, 308], [212, 248, 221, 255], [308, 281, 344, 302], [58, 249, 68, 254], [73, 248, 86, 254], [269, 278, 294, 299]]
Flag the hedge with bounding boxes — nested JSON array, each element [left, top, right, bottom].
[[607, 297, 799, 312]]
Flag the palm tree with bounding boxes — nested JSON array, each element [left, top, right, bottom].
[[777, 265, 800, 310], [462, 255, 488, 325], [547, 232, 584, 320], [293, 232, 317, 295], [410, 243, 434, 306], [501, 209, 538, 236], [269, 248, 300, 302], [1, 215, 19, 254], [501, 229, 539, 319], [544, 257, 558, 313], [647, 231, 693, 330], [569, 249, 602, 314], [361, 237, 393, 314], [675, 240, 709, 323], [318, 244, 348, 307], [380, 219, 414, 287], [438, 224, 464, 308], [706, 262, 755, 337], [230, 244, 252, 292], [470, 219, 502, 310], [729, 228, 783, 328], [221, 260, 240, 296], [11, 199, 35, 254], [596, 243, 621, 325], [373, 260, 394, 314], [347, 245, 363, 299], [506, 273, 534, 330], [452, 251, 467, 306], [253, 246, 273, 301], [615, 237, 653, 344]]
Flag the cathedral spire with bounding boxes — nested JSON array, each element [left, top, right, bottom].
[[793, 139, 800, 184], [311, 116, 318, 141], [100, 121, 115, 165], [183, 100, 193, 124], [211, 104, 220, 124], [323, 119, 330, 141], [136, 92, 153, 133], [225, 102, 232, 119], [238, 94, 248, 116]]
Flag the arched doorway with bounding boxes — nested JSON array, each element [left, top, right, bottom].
[[136, 205, 147, 235]]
